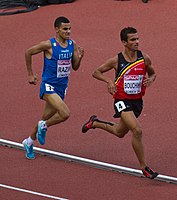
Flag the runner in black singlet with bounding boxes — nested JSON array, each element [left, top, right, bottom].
[[82, 27, 158, 179]]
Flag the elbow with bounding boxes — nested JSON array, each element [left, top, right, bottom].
[[72, 64, 79, 71], [73, 67, 78, 71], [25, 50, 30, 61], [153, 73, 156, 81], [25, 49, 29, 57], [92, 72, 95, 78], [92, 70, 98, 78], [25, 49, 32, 58]]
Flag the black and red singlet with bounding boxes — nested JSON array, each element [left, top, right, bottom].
[[113, 50, 146, 100]]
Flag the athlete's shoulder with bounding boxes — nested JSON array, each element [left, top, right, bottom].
[[68, 39, 74, 46], [104, 55, 118, 71], [139, 51, 148, 59], [32, 39, 51, 51], [107, 55, 118, 65], [49, 38, 59, 47], [140, 51, 152, 67], [141, 51, 150, 60]]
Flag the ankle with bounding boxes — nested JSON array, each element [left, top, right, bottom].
[[41, 120, 47, 129], [26, 136, 34, 146]]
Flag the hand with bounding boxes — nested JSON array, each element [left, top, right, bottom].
[[143, 77, 154, 87], [77, 46, 84, 59], [107, 81, 116, 95], [28, 74, 38, 85]]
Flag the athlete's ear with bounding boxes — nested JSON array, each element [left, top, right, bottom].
[[55, 27, 59, 33], [122, 40, 127, 46]]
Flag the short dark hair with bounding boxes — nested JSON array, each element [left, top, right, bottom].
[[54, 16, 70, 28], [120, 27, 137, 42]]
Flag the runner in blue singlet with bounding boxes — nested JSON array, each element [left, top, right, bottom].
[[22, 16, 84, 159]]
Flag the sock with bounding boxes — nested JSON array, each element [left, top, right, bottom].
[[96, 119, 114, 126], [26, 136, 34, 146], [41, 121, 47, 130]]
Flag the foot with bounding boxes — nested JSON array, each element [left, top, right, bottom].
[[37, 120, 47, 145], [142, 166, 158, 179], [22, 139, 35, 159], [82, 115, 98, 133]]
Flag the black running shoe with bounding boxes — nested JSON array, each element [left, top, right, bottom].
[[82, 115, 98, 133], [142, 166, 158, 179]]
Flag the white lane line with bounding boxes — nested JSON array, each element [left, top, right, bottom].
[[1, 138, 177, 184], [0, 184, 69, 200]]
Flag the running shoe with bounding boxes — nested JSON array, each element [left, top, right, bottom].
[[82, 115, 98, 133], [142, 166, 158, 179], [22, 139, 35, 159], [37, 120, 47, 145]]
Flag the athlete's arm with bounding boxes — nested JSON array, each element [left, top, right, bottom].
[[93, 56, 118, 95], [25, 40, 51, 84], [72, 42, 84, 71], [143, 53, 156, 87]]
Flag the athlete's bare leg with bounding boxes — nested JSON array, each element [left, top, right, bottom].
[[120, 111, 146, 169], [93, 111, 146, 169], [30, 93, 70, 140], [93, 118, 129, 138], [43, 93, 70, 126]]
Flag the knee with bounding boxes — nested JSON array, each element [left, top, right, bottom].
[[64, 111, 70, 121], [59, 109, 70, 121], [132, 127, 142, 139]]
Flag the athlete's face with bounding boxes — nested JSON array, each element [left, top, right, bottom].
[[56, 23, 71, 40], [124, 33, 139, 51]]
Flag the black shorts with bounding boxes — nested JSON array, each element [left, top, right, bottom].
[[113, 98, 143, 118]]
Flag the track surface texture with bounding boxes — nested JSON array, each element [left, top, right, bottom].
[[0, 0, 177, 199]]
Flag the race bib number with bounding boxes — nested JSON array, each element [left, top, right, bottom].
[[124, 75, 143, 94], [115, 101, 126, 112], [57, 60, 71, 78], [45, 83, 54, 91]]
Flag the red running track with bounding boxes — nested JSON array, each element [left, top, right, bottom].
[[1, 0, 177, 199]]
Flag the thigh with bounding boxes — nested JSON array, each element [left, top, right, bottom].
[[41, 101, 57, 120], [120, 111, 141, 131], [43, 93, 70, 114]]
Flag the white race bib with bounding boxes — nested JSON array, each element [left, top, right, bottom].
[[45, 83, 54, 91], [124, 75, 143, 94], [115, 101, 126, 112], [57, 60, 71, 78]]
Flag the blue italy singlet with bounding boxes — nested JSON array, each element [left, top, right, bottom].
[[42, 38, 74, 87]]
